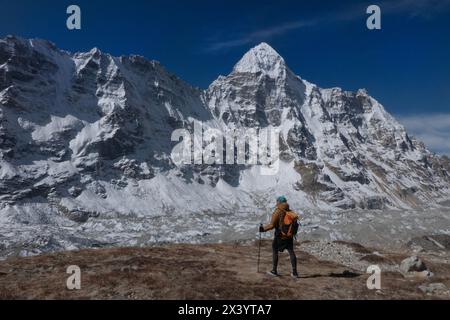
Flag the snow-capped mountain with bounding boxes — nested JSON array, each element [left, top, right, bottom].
[[207, 43, 449, 209], [0, 36, 449, 256]]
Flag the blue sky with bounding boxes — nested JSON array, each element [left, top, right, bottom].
[[0, 0, 449, 154]]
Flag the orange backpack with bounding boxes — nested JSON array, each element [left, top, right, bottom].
[[279, 210, 299, 239]]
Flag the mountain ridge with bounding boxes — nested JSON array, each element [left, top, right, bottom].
[[0, 35, 449, 257]]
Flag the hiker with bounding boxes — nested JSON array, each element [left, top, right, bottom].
[[259, 196, 299, 278]]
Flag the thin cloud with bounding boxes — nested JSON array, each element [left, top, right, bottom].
[[206, 20, 318, 52], [398, 113, 450, 156], [205, 0, 450, 52]]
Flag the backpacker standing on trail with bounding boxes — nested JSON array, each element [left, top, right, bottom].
[[259, 196, 299, 278]]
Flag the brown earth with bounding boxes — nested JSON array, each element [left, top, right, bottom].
[[0, 241, 449, 300]]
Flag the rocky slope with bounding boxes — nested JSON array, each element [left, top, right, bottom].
[[0, 36, 449, 257], [0, 240, 449, 300]]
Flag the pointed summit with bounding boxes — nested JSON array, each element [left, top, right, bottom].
[[233, 42, 286, 78]]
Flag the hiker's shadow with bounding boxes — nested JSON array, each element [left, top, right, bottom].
[[300, 271, 361, 279]]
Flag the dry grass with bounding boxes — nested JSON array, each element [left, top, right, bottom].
[[0, 243, 449, 300]]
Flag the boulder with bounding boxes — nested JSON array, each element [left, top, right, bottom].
[[400, 256, 427, 274], [413, 270, 434, 278]]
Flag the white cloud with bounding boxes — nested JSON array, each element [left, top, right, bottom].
[[205, 20, 315, 52], [398, 113, 450, 156]]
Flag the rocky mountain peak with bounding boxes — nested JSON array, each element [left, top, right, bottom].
[[232, 42, 287, 78], [88, 47, 102, 56]]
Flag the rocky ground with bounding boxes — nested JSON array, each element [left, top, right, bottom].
[[0, 238, 449, 300]]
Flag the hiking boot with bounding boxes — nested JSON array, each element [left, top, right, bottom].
[[267, 270, 279, 277], [291, 272, 299, 278]]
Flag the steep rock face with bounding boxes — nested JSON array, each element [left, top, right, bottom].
[[206, 43, 306, 128], [205, 43, 449, 210], [0, 36, 209, 204], [0, 36, 448, 219]]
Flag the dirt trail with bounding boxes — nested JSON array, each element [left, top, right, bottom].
[[0, 241, 449, 300]]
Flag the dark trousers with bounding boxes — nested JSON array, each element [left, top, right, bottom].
[[272, 238, 297, 273]]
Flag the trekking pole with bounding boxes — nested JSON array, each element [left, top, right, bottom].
[[257, 224, 263, 273]]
